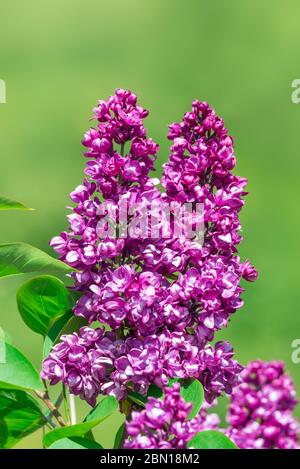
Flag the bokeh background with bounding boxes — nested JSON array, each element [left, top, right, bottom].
[[1, 0, 300, 448]]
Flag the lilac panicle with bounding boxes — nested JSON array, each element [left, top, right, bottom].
[[42, 90, 257, 407], [226, 360, 300, 449]]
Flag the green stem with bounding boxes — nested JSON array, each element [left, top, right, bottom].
[[62, 383, 70, 424], [69, 393, 77, 425]]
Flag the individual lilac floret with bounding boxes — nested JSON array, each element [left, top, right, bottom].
[[226, 360, 300, 449], [124, 383, 212, 449]]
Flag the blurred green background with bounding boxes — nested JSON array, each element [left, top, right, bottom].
[[1, 0, 300, 448]]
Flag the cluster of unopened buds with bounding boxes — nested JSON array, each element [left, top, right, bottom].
[[40, 89, 299, 450]]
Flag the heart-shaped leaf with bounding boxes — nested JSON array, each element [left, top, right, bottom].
[[168, 378, 204, 418], [178, 379, 204, 419], [48, 437, 103, 449], [0, 342, 43, 391], [0, 243, 74, 279], [0, 388, 46, 448], [0, 194, 33, 211], [17, 275, 72, 336], [188, 430, 238, 449], [84, 395, 118, 422]]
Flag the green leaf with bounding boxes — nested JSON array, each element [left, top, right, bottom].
[[178, 379, 204, 419], [128, 385, 163, 408], [44, 419, 107, 447], [147, 384, 163, 399], [127, 391, 147, 407], [113, 422, 125, 449], [0, 194, 34, 211], [168, 378, 204, 418], [84, 395, 118, 422], [188, 430, 238, 449], [44, 422, 102, 448], [44, 395, 119, 447], [48, 437, 103, 449], [0, 342, 43, 391], [43, 313, 87, 358], [0, 388, 46, 448], [0, 243, 74, 279], [17, 275, 72, 336]]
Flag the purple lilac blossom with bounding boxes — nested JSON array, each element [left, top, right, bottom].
[[226, 360, 300, 449], [41, 326, 241, 406], [124, 383, 219, 449], [42, 90, 257, 406]]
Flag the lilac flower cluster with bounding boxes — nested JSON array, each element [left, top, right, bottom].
[[226, 361, 300, 449], [42, 89, 257, 406], [124, 383, 219, 449], [41, 326, 241, 406], [163, 101, 247, 252]]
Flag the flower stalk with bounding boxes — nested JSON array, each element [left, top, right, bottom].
[[35, 389, 67, 427]]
